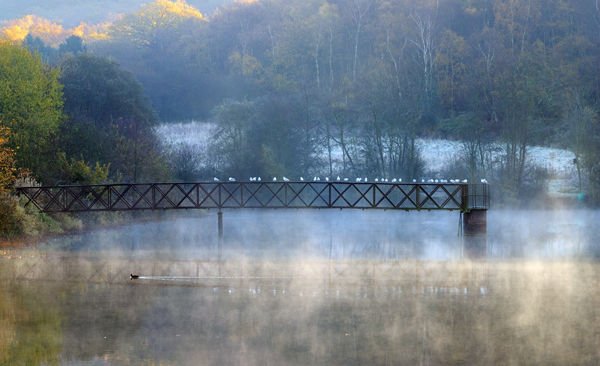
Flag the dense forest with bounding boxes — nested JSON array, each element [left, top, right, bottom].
[[96, 0, 600, 198], [1, 0, 600, 237]]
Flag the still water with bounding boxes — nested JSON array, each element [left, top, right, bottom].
[[1, 210, 600, 365]]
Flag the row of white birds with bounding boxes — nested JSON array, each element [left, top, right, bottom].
[[213, 177, 489, 184]]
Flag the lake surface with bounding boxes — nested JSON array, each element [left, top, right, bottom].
[[1, 209, 600, 365]]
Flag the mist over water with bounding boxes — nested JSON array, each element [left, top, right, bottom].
[[36, 209, 600, 260], [2, 208, 600, 365]]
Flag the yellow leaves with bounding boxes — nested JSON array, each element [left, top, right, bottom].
[[1, 15, 65, 46], [0, 1, 202, 46], [71, 22, 111, 41], [154, 0, 204, 19], [0, 16, 111, 46]]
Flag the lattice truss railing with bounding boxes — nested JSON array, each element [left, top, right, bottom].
[[16, 182, 470, 213]]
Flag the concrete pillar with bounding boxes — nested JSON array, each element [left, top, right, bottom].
[[463, 209, 487, 258], [217, 209, 223, 276], [217, 210, 224, 240]]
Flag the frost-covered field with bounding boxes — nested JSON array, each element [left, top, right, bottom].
[[156, 121, 578, 186]]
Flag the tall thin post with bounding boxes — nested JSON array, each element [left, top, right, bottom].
[[217, 209, 224, 241], [217, 209, 223, 276]]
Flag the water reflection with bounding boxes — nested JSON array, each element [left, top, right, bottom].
[[1, 259, 600, 365], [34, 209, 600, 260], [2, 209, 600, 365]]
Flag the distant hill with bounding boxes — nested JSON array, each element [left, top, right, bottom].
[[0, 0, 232, 27]]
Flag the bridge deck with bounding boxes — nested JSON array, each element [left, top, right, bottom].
[[15, 182, 488, 213]]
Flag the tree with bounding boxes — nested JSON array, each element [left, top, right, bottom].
[[0, 127, 16, 192], [59, 55, 166, 182], [0, 43, 63, 181], [58, 35, 86, 56]]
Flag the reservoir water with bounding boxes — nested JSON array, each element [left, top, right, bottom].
[[1, 209, 599, 365]]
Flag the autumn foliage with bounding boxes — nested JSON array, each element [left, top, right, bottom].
[[0, 127, 16, 192]]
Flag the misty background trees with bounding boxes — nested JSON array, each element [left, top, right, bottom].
[[1, 0, 600, 203]]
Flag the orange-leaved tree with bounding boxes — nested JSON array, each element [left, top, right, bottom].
[[0, 126, 16, 193]]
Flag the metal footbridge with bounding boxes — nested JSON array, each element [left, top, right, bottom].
[[16, 181, 489, 213]]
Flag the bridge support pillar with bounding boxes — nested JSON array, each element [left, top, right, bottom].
[[462, 209, 487, 258], [217, 210, 224, 240], [217, 210, 223, 276]]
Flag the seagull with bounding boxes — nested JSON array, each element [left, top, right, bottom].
[[392, 178, 397, 183], [364, 177, 368, 182], [228, 177, 236, 182], [283, 177, 290, 182], [300, 177, 304, 181], [325, 177, 329, 182], [375, 178, 379, 182], [257, 177, 261, 182], [336, 176, 341, 181], [462, 179, 468, 183], [344, 178, 349, 182], [249, 177, 255, 182], [481, 178, 488, 184], [413, 179, 417, 183], [398, 178, 402, 183], [213, 177, 220, 182], [273, 177, 277, 181], [356, 178, 362, 182]]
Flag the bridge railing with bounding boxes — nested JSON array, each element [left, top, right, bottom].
[[15, 182, 488, 213]]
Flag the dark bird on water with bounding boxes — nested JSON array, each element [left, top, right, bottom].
[[130, 273, 140, 280]]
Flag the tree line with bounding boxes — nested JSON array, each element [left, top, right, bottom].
[[2, 0, 600, 211], [86, 0, 600, 202]]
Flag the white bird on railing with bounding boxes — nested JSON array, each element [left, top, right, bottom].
[[375, 178, 379, 182], [273, 177, 277, 181], [398, 178, 402, 183], [213, 177, 220, 182], [356, 178, 362, 182], [228, 177, 236, 182], [313, 176, 318, 181], [336, 176, 341, 181], [257, 177, 261, 182], [283, 177, 290, 182], [392, 178, 397, 183], [481, 178, 488, 184], [462, 179, 468, 183], [344, 178, 349, 182], [249, 177, 255, 182], [364, 177, 368, 182], [413, 179, 417, 183], [300, 177, 304, 181], [325, 177, 329, 182]]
